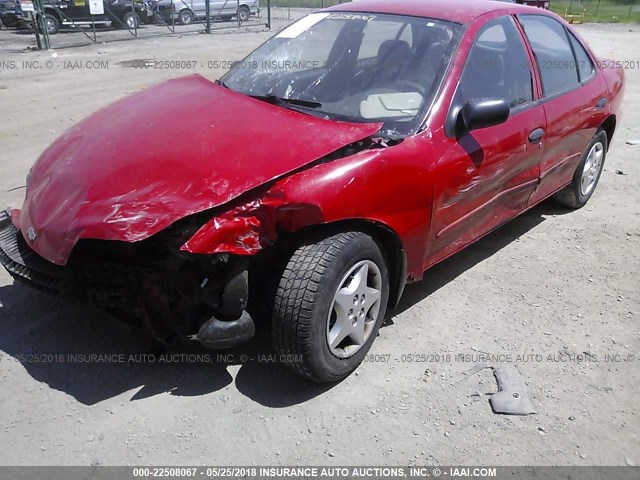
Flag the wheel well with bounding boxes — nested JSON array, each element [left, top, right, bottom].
[[44, 7, 62, 21], [287, 220, 407, 310], [600, 115, 616, 151]]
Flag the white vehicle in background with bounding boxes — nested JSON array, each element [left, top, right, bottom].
[[152, 0, 258, 25]]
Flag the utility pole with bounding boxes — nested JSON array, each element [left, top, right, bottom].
[[33, 0, 50, 49]]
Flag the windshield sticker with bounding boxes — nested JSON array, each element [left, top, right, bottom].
[[276, 13, 331, 38], [328, 13, 376, 21]]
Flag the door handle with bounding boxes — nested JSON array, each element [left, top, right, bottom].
[[528, 128, 544, 144]]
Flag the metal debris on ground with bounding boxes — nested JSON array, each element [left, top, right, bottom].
[[490, 367, 537, 416], [452, 362, 537, 416], [451, 363, 491, 384]]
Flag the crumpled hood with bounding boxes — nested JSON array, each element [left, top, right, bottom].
[[18, 74, 381, 265]]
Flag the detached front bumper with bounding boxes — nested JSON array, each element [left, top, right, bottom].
[[0, 209, 68, 295]]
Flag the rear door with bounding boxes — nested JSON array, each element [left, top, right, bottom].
[[190, 0, 205, 18], [427, 15, 546, 265], [519, 14, 609, 205]]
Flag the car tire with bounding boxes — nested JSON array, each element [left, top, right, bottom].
[[178, 9, 193, 25], [237, 5, 250, 22], [122, 12, 139, 29], [553, 129, 608, 209], [43, 13, 60, 34], [272, 231, 389, 383]]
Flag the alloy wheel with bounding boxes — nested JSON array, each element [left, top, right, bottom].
[[326, 260, 382, 359], [580, 141, 604, 196]]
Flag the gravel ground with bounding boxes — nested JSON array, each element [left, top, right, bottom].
[[0, 18, 638, 467]]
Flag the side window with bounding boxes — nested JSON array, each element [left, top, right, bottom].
[[357, 20, 405, 60], [568, 31, 595, 82], [459, 16, 533, 109], [519, 15, 580, 95], [397, 23, 413, 45]]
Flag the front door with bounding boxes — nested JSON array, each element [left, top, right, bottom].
[[427, 15, 546, 266]]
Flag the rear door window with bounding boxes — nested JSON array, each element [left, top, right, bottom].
[[518, 15, 580, 96], [568, 31, 595, 82]]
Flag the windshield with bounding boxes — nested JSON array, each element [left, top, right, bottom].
[[222, 12, 463, 137]]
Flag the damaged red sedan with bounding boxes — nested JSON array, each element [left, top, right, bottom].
[[0, 0, 624, 382]]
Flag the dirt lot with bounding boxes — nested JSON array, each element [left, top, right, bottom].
[[0, 18, 638, 467]]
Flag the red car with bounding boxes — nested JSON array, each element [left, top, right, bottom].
[[0, 0, 624, 382]]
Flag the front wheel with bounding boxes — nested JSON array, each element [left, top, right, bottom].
[[43, 13, 60, 34], [122, 12, 140, 29], [237, 5, 250, 22], [553, 129, 608, 209], [272, 232, 389, 383]]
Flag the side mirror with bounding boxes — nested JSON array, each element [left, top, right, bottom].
[[459, 99, 510, 133]]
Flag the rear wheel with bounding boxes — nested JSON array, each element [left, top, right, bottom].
[[553, 129, 607, 209], [272, 232, 389, 383], [178, 9, 193, 25]]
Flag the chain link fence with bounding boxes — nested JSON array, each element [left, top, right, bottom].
[[266, 0, 639, 23], [4, 0, 638, 50], [269, 0, 347, 20], [270, 0, 347, 6], [8, 0, 271, 49]]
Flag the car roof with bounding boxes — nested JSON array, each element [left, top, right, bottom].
[[325, 0, 546, 24]]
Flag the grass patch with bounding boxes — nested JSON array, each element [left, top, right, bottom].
[[545, 0, 638, 23]]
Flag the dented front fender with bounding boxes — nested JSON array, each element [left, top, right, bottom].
[[180, 198, 282, 255], [182, 134, 436, 280]]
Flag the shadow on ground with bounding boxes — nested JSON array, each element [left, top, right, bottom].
[[389, 201, 568, 319], [0, 201, 568, 407]]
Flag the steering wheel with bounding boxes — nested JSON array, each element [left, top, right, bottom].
[[390, 80, 427, 95]]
